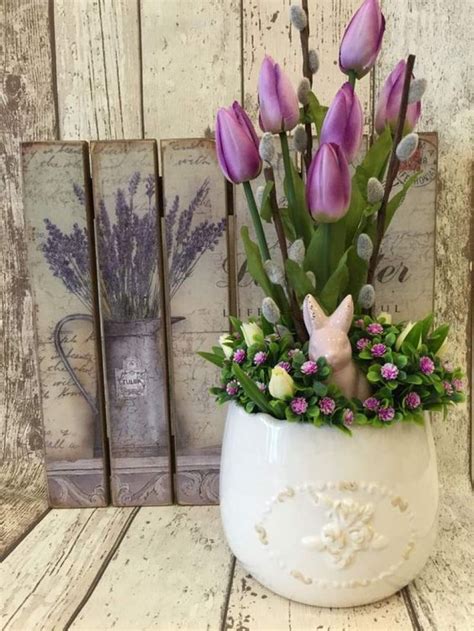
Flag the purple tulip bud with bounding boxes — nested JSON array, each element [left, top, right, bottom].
[[320, 82, 363, 162], [375, 60, 422, 135], [216, 101, 262, 184], [339, 0, 385, 79], [258, 55, 300, 133], [306, 143, 351, 222]]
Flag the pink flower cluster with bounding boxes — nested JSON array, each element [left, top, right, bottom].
[[380, 362, 399, 380], [319, 397, 336, 416], [301, 360, 318, 375], [291, 397, 308, 415]]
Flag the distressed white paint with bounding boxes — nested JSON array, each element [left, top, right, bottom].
[[54, 0, 142, 139], [377, 0, 473, 483], [72, 506, 233, 630], [0, 508, 135, 629], [141, 0, 241, 139]]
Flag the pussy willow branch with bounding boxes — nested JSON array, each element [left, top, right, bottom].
[[298, 0, 313, 173], [366, 54, 416, 312], [264, 166, 308, 342]]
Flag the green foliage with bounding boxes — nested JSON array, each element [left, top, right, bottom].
[[285, 259, 315, 302], [240, 225, 276, 301], [259, 181, 275, 223], [299, 92, 329, 138], [319, 247, 353, 312], [283, 160, 314, 248]]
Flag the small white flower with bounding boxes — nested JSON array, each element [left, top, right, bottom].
[[289, 5, 307, 31], [357, 233, 373, 262], [367, 177, 384, 204], [408, 78, 427, 104], [308, 49, 319, 74], [297, 78, 311, 105], [396, 133, 419, 162], [259, 132, 275, 164], [219, 334, 233, 359], [262, 297, 281, 324], [288, 238, 305, 265], [358, 284, 375, 309], [241, 322, 264, 347], [269, 366, 296, 400]]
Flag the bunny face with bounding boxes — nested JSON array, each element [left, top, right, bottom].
[[303, 295, 354, 372]]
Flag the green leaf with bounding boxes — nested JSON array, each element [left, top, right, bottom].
[[313, 381, 327, 396], [404, 320, 424, 349], [285, 259, 314, 301], [232, 364, 277, 417], [302, 92, 328, 138], [259, 180, 275, 223], [304, 225, 328, 288], [240, 225, 276, 301], [319, 247, 353, 312], [428, 324, 449, 354], [347, 246, 369, 307], [384, 173, 418, 231], [404, 374, 423, 385], [283, 160, 314, 248], [345, 128, 392, 247], [197, 351, 224, 368], [421, 313, 434, 341], [279, 208, 297, 242]]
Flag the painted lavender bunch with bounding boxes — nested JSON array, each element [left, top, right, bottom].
[[96, 172, 159, 321], [165, 177, 226, 298], [41, 184, 94, 312]]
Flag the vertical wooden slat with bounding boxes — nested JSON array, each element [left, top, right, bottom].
[[54, 0, 142, 140], [140, 0, 241, 140], [377, 0, 472, 484], [242, 0, 372, 126], [21, 142, 108, 508], [91, 140, 172, 506], [0, 0, 57, 555], [161, 139, 230, 504]]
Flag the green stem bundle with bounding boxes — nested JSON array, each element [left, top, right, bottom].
[[243, 180, 271, 261]]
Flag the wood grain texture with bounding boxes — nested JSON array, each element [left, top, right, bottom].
[[0, 0, 55, 554], [377, 0, 473, 484], [404, 482, 474, 630], [242, 0, 372, 128], [0, 507, 135, 630], [72, 505, 234, 630], [140, 0, 241, 139], [225, 562, 413, 630], [54, 0, 142, 139]]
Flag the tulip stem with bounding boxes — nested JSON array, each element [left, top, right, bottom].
[[279, 131, 298, 226], [298, 0, 313, 172], [242, 180, 271, 261], [366, 54, 416, 311], [348, 70, 357, 89]]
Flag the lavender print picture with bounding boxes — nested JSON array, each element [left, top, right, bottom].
[[91, 140, 172, 506], [21, 142, 108, 507], [161, 139, 230, 504]]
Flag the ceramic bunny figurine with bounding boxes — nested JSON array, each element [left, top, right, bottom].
[[303, 294, 370, 401]]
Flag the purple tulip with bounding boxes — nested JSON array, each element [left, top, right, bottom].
[[320, 83, 363, 163], [306, 143, 351, 222], [339, 0, 385, 79], [216, 101, 262, 184], [258, 55, 300, 133], [375, 60, 422, 134]]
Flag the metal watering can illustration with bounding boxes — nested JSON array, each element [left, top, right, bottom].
[[54, 313, 103, 457]]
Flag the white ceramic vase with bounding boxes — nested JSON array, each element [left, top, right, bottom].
[[220, 402, 438, 607]]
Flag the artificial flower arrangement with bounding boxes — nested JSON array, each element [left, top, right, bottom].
[[200, 0, 465, 430]]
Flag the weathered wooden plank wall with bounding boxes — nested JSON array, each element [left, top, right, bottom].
[[0, 0, 56, 557], [377, 0, 473, 486], [1, 0, 472, 553]]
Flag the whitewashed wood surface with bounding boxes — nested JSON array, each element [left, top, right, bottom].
[[1, 499, 472, 630]]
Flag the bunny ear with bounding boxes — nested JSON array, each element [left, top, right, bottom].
[[303, 294, 327, 333], [329, 295, 354, 332]]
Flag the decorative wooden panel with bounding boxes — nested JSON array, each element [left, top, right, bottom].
[[161, 139, 231, 504], [21, 142, 108, 508], [91, 140, 172, 506], [374, 133, 438, 320]]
